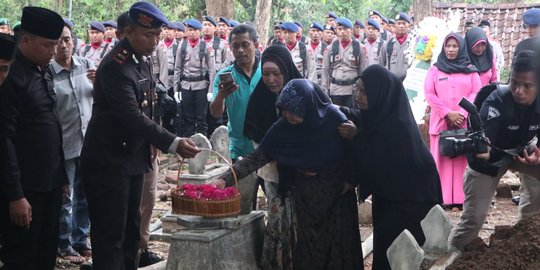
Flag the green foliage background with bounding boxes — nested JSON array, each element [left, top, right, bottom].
[[0, 0, 536, 40]]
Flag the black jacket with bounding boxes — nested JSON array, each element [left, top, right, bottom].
[[0, 52, 68, 201], [468, 85, 540, 176], [80, 38, 176, 176]]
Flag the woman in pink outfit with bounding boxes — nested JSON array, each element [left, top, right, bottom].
[[424, 33, 482, 207], [465, 27, 498, 86]]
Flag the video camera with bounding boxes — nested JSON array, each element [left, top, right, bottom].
[[155, 83, 177, 114], [439, 97, 489, 158]]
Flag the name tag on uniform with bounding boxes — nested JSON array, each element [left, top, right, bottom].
[[138, 78, 151, 92], [438, 77, 448, 81]]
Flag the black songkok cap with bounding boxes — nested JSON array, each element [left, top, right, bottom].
[[21, 7, 64, 40], [0, 33, 16, 61]]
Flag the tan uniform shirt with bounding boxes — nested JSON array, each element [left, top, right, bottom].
[[321, 40, 366, 96], [310, 41, 327, 85], [205, 37, 229, 72], [379, 35, 414, 81], [364, 38, 383, 67], [78, 42, 112, 67], [288, 41, 317, 82], [173, 39, 216, 92], [156, 39, 179, 90]]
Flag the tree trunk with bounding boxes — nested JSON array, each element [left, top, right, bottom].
[[54, 0, 63, 13], [206, 0, 233, 18], [413, 0, 432, 25], [254, 0, 272, 47]]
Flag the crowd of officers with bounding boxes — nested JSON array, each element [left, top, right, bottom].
[[4, 9, 422, 137]]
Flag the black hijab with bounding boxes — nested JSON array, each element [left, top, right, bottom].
[[260, 79, 348, 171], [243, 45, 302, 143], [434, 32, 478, 74], [357, 65, 442, 203], [465, 27, 494, 72]]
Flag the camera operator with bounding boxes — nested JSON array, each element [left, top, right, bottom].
[[450, 50, 540, 252]]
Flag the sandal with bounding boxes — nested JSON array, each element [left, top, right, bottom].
[[73, 245, 93, 258], [58, 246, 86, 265]]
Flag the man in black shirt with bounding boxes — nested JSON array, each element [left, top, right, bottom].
[[450, 50, 540, 251], [0, 7, 66, 269]]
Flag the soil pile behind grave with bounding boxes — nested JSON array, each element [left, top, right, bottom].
[[448, 213, 540, 270]]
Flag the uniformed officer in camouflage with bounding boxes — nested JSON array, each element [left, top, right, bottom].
[[78, 21, 112, 67], [364, 19, 383, 67], [322, 18, 366, 107], [202, 16, 228, 72], [281, 22, 316, 82], [173, 19, 215, 136], [80, 2, 200, 269], [379, 12, 414, 81], [308, 22, 326, 85]]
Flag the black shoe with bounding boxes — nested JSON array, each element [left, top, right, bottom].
[[138, 249, 163, 267], [512, 196, 520, 205], [79, 261, 93, 270]]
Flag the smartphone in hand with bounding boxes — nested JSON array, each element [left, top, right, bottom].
[[219, 72, 235, 85]]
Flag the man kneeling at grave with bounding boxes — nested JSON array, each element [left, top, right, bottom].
[[449, 50, 540, 251]]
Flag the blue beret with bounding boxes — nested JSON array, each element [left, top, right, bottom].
[[324, 24, 335, 33], [310, 22, 323, 31], [203, 15, 217, 26], [369, 10, 382, 19], [395, 12, 412, 24], [293, 21, 303, 28], [128, 1, 169, 29], [21, 7, 64, 40], [389, 19, 395, 24], [184, 19, 203, 30], [367, 19, 381, 31], [354, 20, 365, 28], [230, 20, 240, 27], [523, 8, 540, 26], [173, 21, 185, 31], [280, 22, 299, 32], [336, 18, 353, 29], [218, 17, 231, 27], [328, 12, 338, 19], [103, 20, 117, 28], [89, 21, 105, 32], [63, 18, 74, 29], [381, 15, 389, 24]]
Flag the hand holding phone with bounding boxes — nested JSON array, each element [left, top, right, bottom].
[[218, 72, 238, 98]]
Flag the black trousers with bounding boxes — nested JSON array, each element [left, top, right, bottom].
[[181, 89, 208, 137], [83, 173, 144, 270], [371, 196, 435, 270], [0, 189, 63, 270]]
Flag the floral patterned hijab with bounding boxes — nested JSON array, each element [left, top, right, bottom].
[[260, 79, 348, 170]]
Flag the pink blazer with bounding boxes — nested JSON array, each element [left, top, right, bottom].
[[478, 57, 498, 87], [424, 66, 482, 135]]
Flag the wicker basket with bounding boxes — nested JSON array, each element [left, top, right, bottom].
[[171, 149, 240, 218]]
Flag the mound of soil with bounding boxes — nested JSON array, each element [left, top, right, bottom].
[[448, 213, 540, 270]]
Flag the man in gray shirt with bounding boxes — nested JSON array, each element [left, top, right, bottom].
[[51, 24, 95, 263]]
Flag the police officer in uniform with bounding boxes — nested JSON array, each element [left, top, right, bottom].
[[353, 20, 365, 42], [173, 19, 215, 137], [78, 21, 112, 67], [326, 12, 338, 28], [379, 12, 414, 81], [103, 20, 118, 47], [322, 17, 366, 107], [202, 16, 228, 72], [80, 2, 200, 269], [369, 10, 392, 41], [322, 24, 336, 45], [281, 22, 316, 82], [364, 19, 383, 67], [308, 22, 326, 85], [294, 21, 310, 44], [514, 8, 540, 58], [0, 7, 67, 269]]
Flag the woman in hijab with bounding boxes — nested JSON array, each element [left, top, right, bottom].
[[424, 33, 481, 209], [465, 27, 498, 86], [243, 45, 302, 270], [348, 65, 442, 270], [224, 79, 363, 270]]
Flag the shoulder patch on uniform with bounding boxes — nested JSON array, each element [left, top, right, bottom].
[[112, 49, 130, 65], [487, 106, 500, 120]]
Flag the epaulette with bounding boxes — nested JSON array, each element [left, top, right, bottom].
[[112, 49, 130, 65]]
